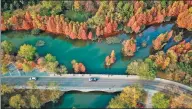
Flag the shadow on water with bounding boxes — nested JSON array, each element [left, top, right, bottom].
[[42, 91, 119, 109]]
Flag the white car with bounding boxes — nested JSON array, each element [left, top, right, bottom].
[[29, 77, 37, 81], [89, 77, 98, 82]]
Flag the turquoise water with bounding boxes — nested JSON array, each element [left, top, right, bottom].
[[2, 23, 174, 75], [42, 92, 118, 109]]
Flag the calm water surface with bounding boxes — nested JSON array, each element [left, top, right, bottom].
[[2, 23, 174, 75], [42, 91, 118, 109]]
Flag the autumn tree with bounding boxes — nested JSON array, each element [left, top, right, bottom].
[[177, 9, 192, 31], [73, 0, 81, 11], [122, 38, 136, 56], [85, 1, 96, 13], [71, 60, 86, 73], [105, 50, 116, 66], [170, 94, 192, 108], [88, 32, 93, 40], [108, 85, 144, 108]]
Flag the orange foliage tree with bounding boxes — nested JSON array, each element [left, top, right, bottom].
[[122, 38, 137, 56]]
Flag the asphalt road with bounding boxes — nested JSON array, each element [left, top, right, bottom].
[[1, 76, 192, 94]]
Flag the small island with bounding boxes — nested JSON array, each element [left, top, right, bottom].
[[105, 50, 116, 67], [122, 38, 137, 57]]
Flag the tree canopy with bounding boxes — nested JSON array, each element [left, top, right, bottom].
[[18, 44, 36, 61], [9, 94, 26, 109], [1, 40, 13, 54], [152, 92, 170, 108]]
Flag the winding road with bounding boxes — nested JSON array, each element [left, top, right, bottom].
[[1, 75, 192, 94]]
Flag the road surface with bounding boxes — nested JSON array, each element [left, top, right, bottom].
[[1, 75, 192, 94]]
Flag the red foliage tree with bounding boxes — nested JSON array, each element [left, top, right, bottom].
[[177, 9, 192, 30], [88, 32, 93, 40], [22, 20, 32, 30], [96, 26, 101, 37], [81, 29, 87, 40], [56, 21, 63, 34], [1, 17, 7, 31], [106, 22, 113, 33], [46, 16, 56, 33]]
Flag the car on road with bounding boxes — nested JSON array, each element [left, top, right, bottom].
[[29, 77, 37, 81], [89, 77, 98, 82]]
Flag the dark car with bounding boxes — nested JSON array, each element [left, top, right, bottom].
[[89, 77, 98, 82]]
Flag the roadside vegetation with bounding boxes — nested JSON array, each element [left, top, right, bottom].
[[1, 83, 63, 109], [108, 85, 146, 108], [152, 92, 192, 108]]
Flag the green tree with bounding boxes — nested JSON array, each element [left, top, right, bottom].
[[39, 7, 51, 16], [152, 92, 170, 108], [1, 40, 13, 54], [45, 53, 56, 62], [1, 84, 14, 95], [41, 1, 52, 8], [161, 0, 167, 8], [18, 44, 36, 61], [57, 65, 68, 75], [126, 60, 141, 75], [3, 10, 12, 20], [22, 63, 33, 72], [117, 1, 123, 12], [71, 59, 77, 65], [30, 95, 41, 108], [27, 80, 37, 89], [123, 3, 130, 13], [127, 59, 156, 79], [1, 64, 8, 75], [3, 3, 8, 10], [10, 4, 14, 11], [50, 90, 61, 103], [137, 61, 156, 80], [9, 94, 26, 109], [45, 61, 58, 73]]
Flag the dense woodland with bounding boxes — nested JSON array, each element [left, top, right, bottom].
[[107, 85, 192, 108], [1, 1, 192, 38], [1, 83, 63, 109]]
